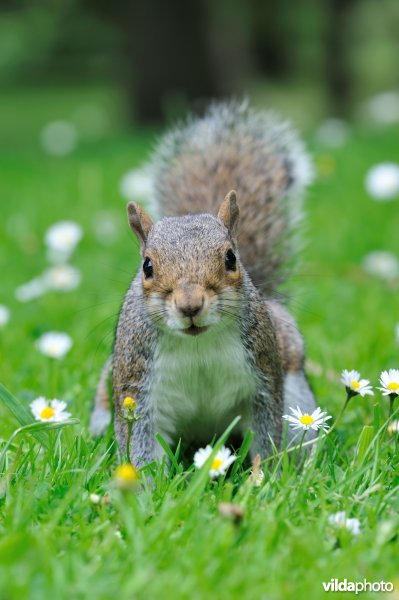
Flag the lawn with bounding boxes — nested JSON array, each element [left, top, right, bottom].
[[0, 84, 398, 600]]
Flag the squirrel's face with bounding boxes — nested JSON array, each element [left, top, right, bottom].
[[127, 191, 242, 337], [141, 229, 242, 336]]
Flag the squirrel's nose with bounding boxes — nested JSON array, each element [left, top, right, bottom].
[[174, 283, 205, 319], [178, 301, 203, 318]]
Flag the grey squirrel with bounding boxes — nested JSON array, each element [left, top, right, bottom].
[[90, 101, 316, 466]]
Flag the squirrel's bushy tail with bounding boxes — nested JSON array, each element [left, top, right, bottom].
[[149, 100, 313, 295]]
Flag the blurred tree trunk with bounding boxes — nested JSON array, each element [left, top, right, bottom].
[[325, 0, 357, 117], [85, 0, 253, 125], [126, 0, 219, 124], [249, 0, 291, 78]]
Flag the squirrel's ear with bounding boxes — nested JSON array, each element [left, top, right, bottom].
[[127, 202, 153, 249], [217, 190, 240, 237]]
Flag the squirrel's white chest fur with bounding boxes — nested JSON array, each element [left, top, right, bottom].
[[150, 325, 258, 445]]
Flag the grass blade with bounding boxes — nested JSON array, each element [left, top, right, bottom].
[[0, 419, 79, 471], [0, 383, 49, 447], [355, 425, 375, 466], [231, 429, 254, 477], [155, 433, 183, 475]]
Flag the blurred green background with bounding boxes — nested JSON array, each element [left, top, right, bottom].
[[1, 0, 399, 126]]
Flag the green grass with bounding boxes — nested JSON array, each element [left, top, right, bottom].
[[1, 84, 399, 600]]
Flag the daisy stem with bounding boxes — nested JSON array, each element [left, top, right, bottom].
[[328, 392, 352, 435], [261, 434, 323, 467], [298, 430, 306, 453], [389, 395, 395, 418], [126, 421, 133, 464]]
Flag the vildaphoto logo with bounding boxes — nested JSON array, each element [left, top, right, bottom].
[[322, 579, 394, 594]]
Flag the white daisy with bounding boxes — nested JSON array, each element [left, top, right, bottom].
[[283, 406, 331, 432], [362, 251, 399, 281], [40, 121, 78, 156], [378, 369, 399, 396], [365, 163, 399, 201], [340, 369, 374, 396], [120, 166, 153, 201], [193, 445, 236, 479], [366, 91, 399, 125], [45, 221, 83, 262], [36, 331, 73, 359], [89, 493, 101, 504], [15, 277, 47, 302], [387, 420, 399, 436], [0, 305, 10, 327], [328, 511, 361, 536], [30, 397, 71, 422], [42, 265, 81, 292]]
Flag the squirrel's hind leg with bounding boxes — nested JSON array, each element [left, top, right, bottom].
[[266, 300, 317, 446], [90, 356, 112, 436]]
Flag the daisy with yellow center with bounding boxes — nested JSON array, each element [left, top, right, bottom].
[[378, 369, 399, 397], [30, 397, 71, 422], [340, 369, 374, 397], [122, 396, 138, 420], [299, 414, 314, 426], [119, 397, 141, 462], [283, 406, 331, 432], [114, 463, 139, 489], [41, 406, 55, 419], [211, 457, 223, 470], [123, 396, 137, 411], [193, 445, 236, 479], [378, 369, 399, 415]]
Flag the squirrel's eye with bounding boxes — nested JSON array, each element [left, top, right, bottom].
[[143, 257, 153, 279], [225, 249, 237, 272]]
